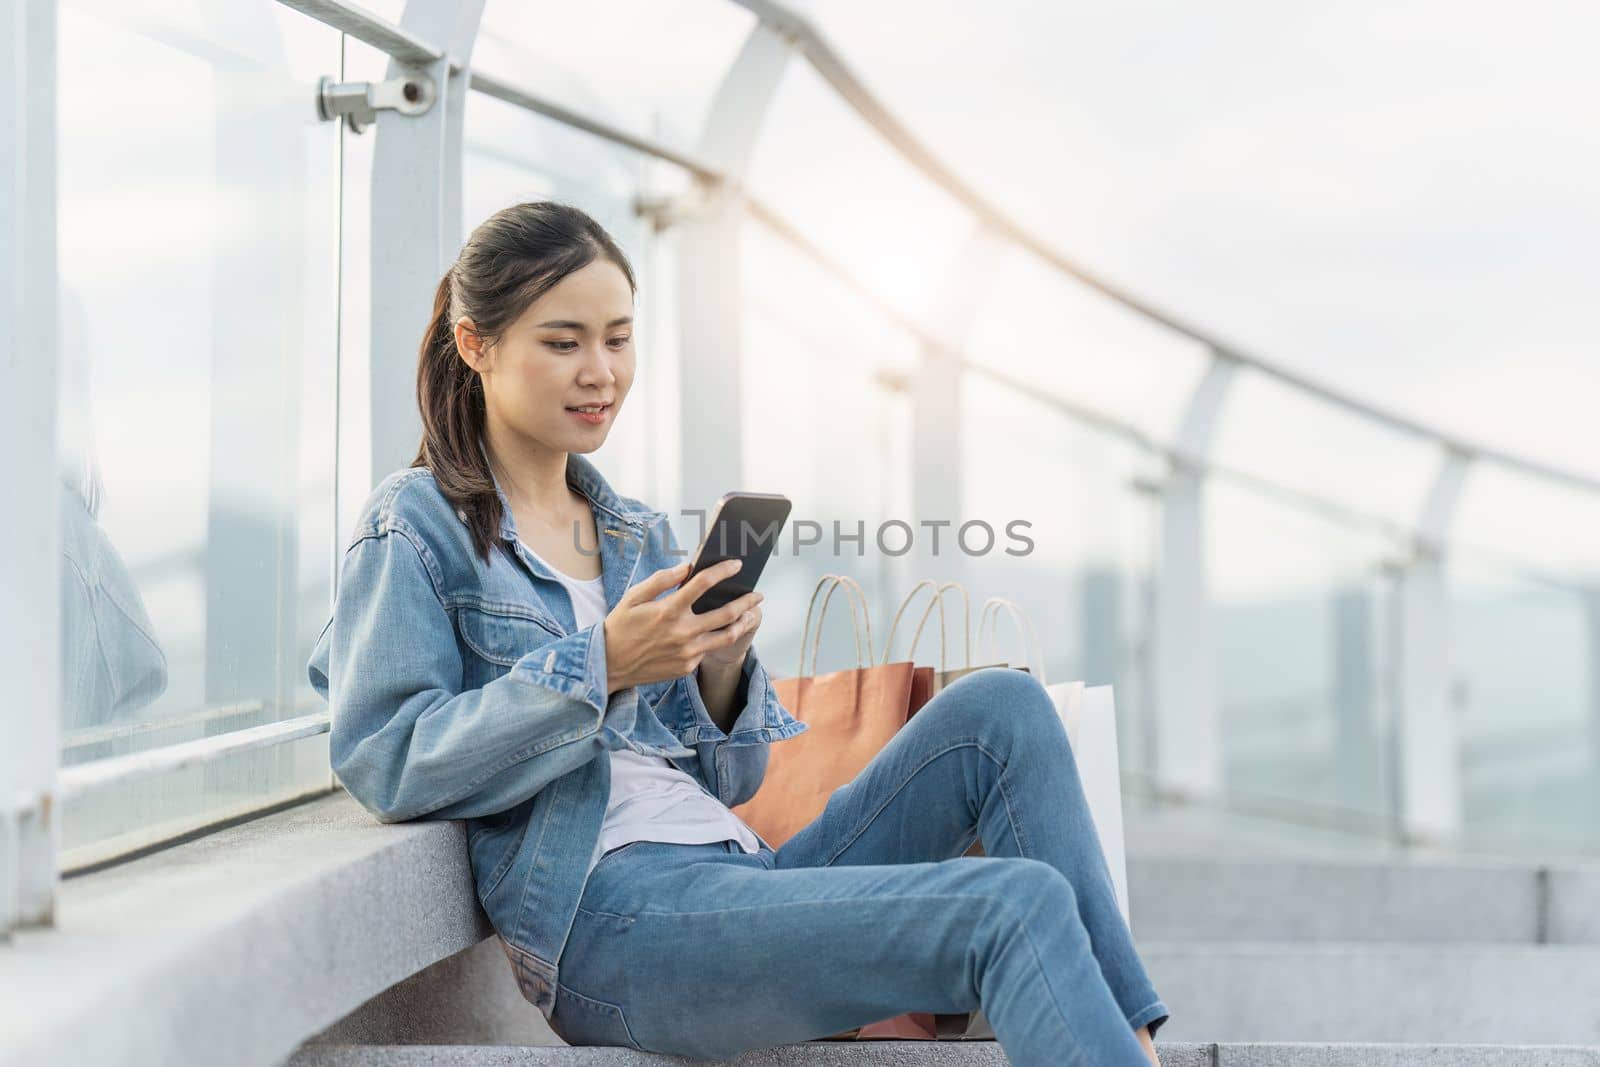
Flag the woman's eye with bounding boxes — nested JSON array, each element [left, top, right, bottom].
[[607, 335, 632, 349], [546, 340, 579, 353]]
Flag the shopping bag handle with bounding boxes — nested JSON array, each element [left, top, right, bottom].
[[909, 581, 972, 669], [797, 574, 875, 677], [880, 580, 974, 669], [977, 596, 1046, 684], [808, 575, 873, 675], [881, 579, 946, 668]]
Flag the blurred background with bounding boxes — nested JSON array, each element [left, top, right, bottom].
[[43, 0, 1597, 872]]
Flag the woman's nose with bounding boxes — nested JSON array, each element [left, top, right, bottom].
[[575, 344, 616, 385]]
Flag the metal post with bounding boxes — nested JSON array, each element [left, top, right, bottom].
[[1587, 588, 1600, 843], [910, 226, 1004, 584], [367, 0, 486, 486], [1394, 448, 1470, 843], [1151, 354, 1235, 801], [1333, 583, 1380, 816], [674, 22, 793, 515], [1, 0, 61, 934]]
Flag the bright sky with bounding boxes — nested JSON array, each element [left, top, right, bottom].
[[808, 0, 1600, 481]]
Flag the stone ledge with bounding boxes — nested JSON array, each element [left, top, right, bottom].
[[0, 791, 490, 1067], [288, 1043, 1600, 1066], [289, 1043, 1211, 1066]]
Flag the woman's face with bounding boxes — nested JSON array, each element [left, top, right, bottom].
[[463, 257, 636, 455]]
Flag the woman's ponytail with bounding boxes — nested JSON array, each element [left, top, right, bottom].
[[409, 202, 637, 563], [413, 269, 498, 561]]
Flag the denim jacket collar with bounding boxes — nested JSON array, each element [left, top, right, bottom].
[[475, 436, 670, 620], [565, 452, 667, 530], [475, 435, 666, 544]]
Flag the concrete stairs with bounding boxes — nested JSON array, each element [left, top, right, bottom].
[[290, 1045, 1600, 1065], [1122, 806, 1600, 1056], [289, 806, 1600, 1065]]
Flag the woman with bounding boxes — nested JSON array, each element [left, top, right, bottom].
[[307, 201, 1169, 1066]]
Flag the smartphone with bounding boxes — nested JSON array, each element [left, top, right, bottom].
[[684, 492, 792, 615]]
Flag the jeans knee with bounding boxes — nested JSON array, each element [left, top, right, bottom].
[[938, 667, 1063, 749], [966, 859, 1080, 985], [986, 856, 1076, 919]]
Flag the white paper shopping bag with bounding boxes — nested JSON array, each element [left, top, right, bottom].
[[979, 598, 1131, 925], [1062, 684, 1126, 927]]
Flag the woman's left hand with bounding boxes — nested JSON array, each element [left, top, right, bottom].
[[698, 600, 762, 671]]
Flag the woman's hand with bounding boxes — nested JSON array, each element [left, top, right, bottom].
[[698, 595, 761, 672], [602, 559, 764, 695]]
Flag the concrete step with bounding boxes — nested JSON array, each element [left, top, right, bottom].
[[290, 1044, 1204, 1066], [1120, 805, 1431, 861], [1126, 854, 1600, 944], [1143, 942, 1600, 1045], [1122, 803, 1600, 870], [287, 1041, 1600, 1065]]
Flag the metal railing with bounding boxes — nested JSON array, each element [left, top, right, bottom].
[[728, 0, 1600, 498]]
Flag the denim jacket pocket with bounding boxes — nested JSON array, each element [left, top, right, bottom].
[[458, 603, 563, 669]]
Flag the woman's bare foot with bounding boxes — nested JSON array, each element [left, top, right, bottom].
[[1135, 1023, 1161, 1066]]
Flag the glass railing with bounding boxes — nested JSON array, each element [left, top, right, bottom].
[[52, 0, 340, 869]]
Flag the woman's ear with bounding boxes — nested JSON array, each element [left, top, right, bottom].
[[454, 316, 488, 370]]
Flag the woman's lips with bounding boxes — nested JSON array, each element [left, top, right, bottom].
[[566, 402, 611, 425]]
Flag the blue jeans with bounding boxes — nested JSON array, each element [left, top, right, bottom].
[[548, 668, 1170, 1065]]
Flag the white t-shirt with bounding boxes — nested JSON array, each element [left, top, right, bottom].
[[519, 541, 764, 867]]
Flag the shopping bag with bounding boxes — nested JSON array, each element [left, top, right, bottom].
[[731, 575, 920, 850], [1058, 684, 1130, 925], [821, 573, 934, 753], [884, 579, 1010, 696], [975, 595, 1046, 679]]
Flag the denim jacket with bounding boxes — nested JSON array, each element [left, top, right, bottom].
[[305, 450, 808, 1016]]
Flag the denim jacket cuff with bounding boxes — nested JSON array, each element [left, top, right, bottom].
[[510, 620, 610, 717], [678, 647, 807, 747], [578, 619, 610, 712], [585, 621, 698, 758]]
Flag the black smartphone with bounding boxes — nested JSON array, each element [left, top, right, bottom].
[[684, 492, 792, 615]]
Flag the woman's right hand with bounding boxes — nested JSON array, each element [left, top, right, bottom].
[[602, 559, 764, 695]]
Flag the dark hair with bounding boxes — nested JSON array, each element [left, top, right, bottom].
[[413, 201, 636, 563]]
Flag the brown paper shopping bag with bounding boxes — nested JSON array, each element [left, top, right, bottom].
[[731, 575, 923, 851]]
